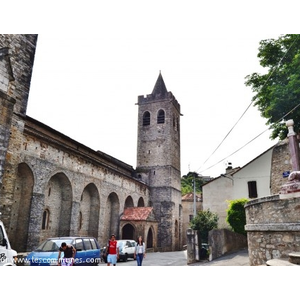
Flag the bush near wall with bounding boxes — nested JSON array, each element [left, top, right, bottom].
[[226, 198, 248, 235]]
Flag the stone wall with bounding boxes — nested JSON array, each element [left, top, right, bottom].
[[0, 34, 38, 115], [245, 194, 300, 266], [0, 91, 15, 185], [0, 35, 37, 226], [208, 228, 248, 261], [3, 116, 150, 252]]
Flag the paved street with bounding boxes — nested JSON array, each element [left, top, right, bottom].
[[99, 248, 250, 266], [191, 248, 250, 266]]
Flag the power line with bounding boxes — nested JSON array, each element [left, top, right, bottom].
[[196, 34, 300, 174], [197, 100, 300, 174]]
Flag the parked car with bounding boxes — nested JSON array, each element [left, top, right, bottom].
[[24, 236, 101, 266], [0, 218, 18, 266], [101, 239, 136, 263], [118, 239, 136, 262]]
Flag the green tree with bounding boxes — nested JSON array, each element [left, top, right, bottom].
[[181, 172, 203, 195], [190, 209, 218, 243], [226, 198, 248, 236], [245, 34, 300, 140]]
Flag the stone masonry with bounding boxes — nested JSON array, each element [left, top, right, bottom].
[[245, 194, 300, 266]]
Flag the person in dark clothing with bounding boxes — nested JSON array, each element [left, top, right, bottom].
[[58, 242, 76, 266]]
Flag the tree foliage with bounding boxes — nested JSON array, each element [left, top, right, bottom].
[[181, 172, 203, 195], [245, 34, 300, 140], [190, 210, 218, 243], [226, 198, 248, 236]]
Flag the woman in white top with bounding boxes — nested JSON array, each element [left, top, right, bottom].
[[134, 236, 146, 266]]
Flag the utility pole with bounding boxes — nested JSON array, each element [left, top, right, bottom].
[[193, 173, 196, 217]]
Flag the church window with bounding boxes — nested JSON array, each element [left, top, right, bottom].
[[78, 211, 83, 230], [143, 111, 150, 126], [42, 209, 50, 230], [157, 109, 165, 124]]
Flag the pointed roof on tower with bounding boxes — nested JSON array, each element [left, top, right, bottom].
[[152, 71, 168, 98]]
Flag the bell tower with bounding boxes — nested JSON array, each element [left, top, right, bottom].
[[136, 72, 182, 251]]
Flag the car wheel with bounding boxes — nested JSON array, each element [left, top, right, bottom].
[[123, 254, 128, 262]]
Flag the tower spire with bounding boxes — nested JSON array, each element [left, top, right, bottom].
[[152, 71, 168, 98]]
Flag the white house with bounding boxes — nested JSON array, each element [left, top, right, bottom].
[[202, 146, 274, 229]]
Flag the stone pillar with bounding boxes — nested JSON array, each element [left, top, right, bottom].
[[280, 119, 300, 194], [287, 119, 300, 171], [26, 192, 44, 251], [70, 201, 80, 236], [186, 228, 198, 264]]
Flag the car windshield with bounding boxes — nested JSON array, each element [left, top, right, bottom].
[[35, 239, 73, 252]]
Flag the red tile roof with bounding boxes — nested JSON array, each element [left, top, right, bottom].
[[121, 207, 154, 221], [182, 192, 202, 201]]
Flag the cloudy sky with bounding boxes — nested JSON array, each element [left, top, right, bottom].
[[4, 1, 291, 178]]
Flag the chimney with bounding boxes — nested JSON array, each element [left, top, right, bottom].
[[226, 162, 232, 174]]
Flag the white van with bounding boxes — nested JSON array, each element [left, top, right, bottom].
[[0, 219, 17, 266], [117, 239, 136, 262]]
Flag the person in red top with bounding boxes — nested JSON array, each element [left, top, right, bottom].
[[106, 234, 119, 266]]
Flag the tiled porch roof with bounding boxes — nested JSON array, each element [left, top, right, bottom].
[[121, 207, 154, 221]]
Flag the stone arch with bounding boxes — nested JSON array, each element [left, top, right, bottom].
[[79, 183, 100, 238], [44, 172, 72, 239], [106, 192, 120, 240], [146, 226, 154, 249], [13, 163, 34, 252], [121, 223, 135, 240], [137, 197, 145, 207], [124, 196, 134, 208]]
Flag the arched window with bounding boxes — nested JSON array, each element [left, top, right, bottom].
[[78, 211, 83, 230], [42, 209, 50, 230], [143, 111, 150, 126], [138, 197, 145, 207], [157, 109, 165, 124]]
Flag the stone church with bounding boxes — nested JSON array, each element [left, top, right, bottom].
[[0, 34, 183, 253]]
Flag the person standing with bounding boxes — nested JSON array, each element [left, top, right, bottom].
[[134, 236, 146, 266], [107, 234, 119, 266], [58, 242, 76, 266]]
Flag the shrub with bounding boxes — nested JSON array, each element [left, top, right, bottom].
[[190, 209, 218, 243], [226, 198, 248, 235]]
